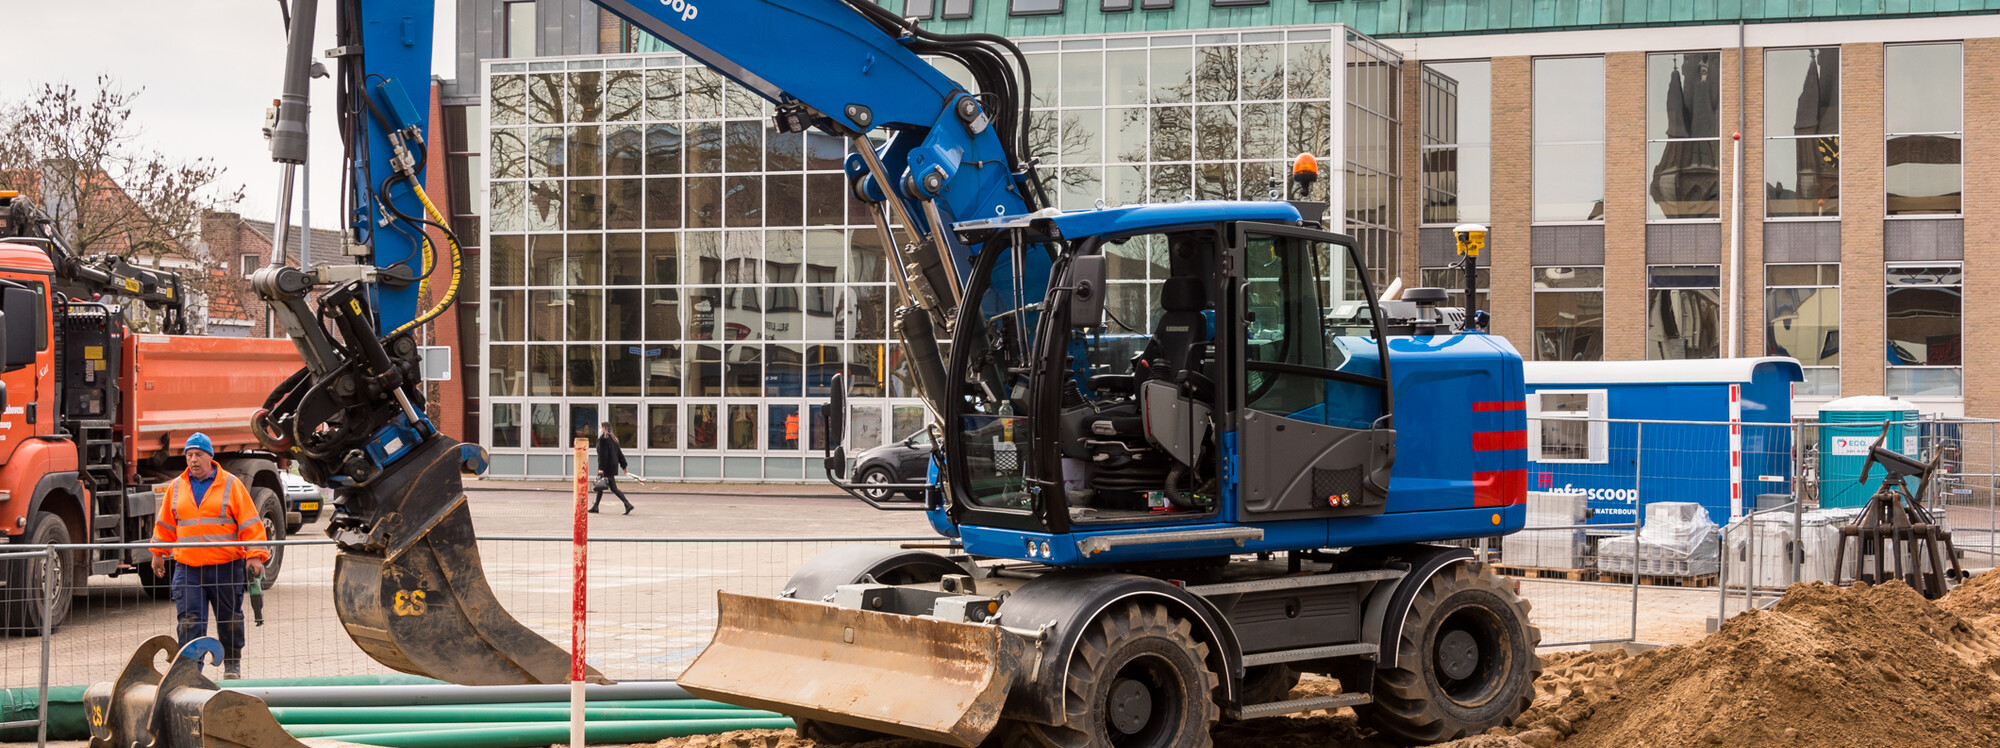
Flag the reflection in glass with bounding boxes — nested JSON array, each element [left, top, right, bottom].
[[530, 403, 560, 448], [1533, 143, 1605, 222], [1647, 266, 1721, 360], [728, 404, 758, 450], [647, 404, 678, 450], [491, 403, 521, 448], [1766, 47, 1841, 218], [1646, 52, 1720, 220], [489, 346, 525, 398], [1765, 138, 1841, 217], [1886, 266, 1962, 368], [1646, 141, 1720, 219], [688, 404, 718, 449]]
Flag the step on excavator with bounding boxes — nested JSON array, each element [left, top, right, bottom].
[[87, 2, 1542, 747]]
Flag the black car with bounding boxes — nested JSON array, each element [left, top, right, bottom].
[[851, 429, 934, 502]]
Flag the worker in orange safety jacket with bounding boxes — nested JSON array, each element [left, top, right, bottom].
[[149, 432, 269, 679]]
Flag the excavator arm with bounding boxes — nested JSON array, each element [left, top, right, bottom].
[[239, 0, 1048, 690]]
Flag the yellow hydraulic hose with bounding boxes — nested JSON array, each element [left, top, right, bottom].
[[387, 178, 463, 338]]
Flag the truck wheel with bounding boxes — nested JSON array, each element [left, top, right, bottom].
[[137, 557, 175, 601], [1, 512, 76, 634], [1359, 563, 1540, 745], [252, 487, 287, 585], [1014, 601, 1220, 748]]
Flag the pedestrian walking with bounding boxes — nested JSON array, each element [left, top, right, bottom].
[[591, 422, 634, 514], [149, 433, 269, 679]]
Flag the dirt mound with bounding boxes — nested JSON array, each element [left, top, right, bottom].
[[649, 578, 2000, 748], [1496, 581, 2000, 748], [1941, 569, 2000, 628]]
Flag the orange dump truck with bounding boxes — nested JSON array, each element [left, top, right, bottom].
[[0, 239, 302, 631]]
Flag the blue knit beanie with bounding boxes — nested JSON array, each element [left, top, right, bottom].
[[185, 432, 214, 456]]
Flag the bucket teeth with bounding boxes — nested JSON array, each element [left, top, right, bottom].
[[86, 636, 327, 748]]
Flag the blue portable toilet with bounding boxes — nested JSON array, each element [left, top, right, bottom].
[[1816, 396, 1922, 508], [1521, 357, 1804, 526]]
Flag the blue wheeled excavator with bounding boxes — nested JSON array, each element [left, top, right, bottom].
[[83, 2, 1543, 748]]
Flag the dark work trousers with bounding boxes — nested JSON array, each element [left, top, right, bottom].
[[591, 473, 632, 512], [172, 559, 247, 661]]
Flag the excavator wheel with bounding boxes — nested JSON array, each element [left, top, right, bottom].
[[1358, 562, 1540, 745], [1007, 601, 1220, 748]]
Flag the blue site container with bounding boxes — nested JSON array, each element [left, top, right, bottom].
[[1817, 396, 1921, 508], [1522, 357, 1803, 527]]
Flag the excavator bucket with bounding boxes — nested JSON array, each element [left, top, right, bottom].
[[329, 436, 606, 685], [679, 592, 1028, 748], [86, 636, 370, 748]]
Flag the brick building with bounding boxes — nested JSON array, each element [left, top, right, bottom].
[[429, 1, 2000, 479], [196, 211, 343, 337]]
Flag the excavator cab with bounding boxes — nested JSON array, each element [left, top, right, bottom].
[[936, 206, 1397, 547]]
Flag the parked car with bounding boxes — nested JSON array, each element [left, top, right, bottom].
[[851, 429, 934, 502], [282, 472, 328, 533]]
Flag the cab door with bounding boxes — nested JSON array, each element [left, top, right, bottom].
[[1228, 224, 1396, 522], [0, 273, 49, 466]]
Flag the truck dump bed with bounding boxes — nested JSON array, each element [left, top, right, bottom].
[[125, 334, 299, 461]]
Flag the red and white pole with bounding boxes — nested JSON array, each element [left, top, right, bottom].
[[571, 438, 590, 746], [1728, 384, 1744, 519]]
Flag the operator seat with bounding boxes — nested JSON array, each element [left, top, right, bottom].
[[1142, 277, 1212, 377]]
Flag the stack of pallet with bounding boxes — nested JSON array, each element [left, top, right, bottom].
[[1599, 502, 1720, 581], [1501, 491, 1591, 570]]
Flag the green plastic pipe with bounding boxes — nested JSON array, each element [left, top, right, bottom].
[[0, 674, 447, 741], [443, 699, 756, 711], [298, 717, 797, 747], [272, 706, 780, 724]]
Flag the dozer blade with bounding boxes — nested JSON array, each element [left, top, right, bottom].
[[330, 435, 604, 685], [680, 591, 1028, 748], [86, 636, 372, 748]]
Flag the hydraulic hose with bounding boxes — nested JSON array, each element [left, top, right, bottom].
[[382, 174, 462, 338]]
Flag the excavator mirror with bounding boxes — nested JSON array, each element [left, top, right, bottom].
[[0, 287, 34, 372], [823, 373, 849, 479], [1067, 254, 1107, 328]]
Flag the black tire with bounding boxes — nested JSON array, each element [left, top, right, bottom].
[[1359, 562, 1540, 745], [1236, 664, 1301, 708], [251, 487, 286, 585], [855, 466, 895, 502], [1, 512, 76, 634], [137, 557, 176, 601], [1010, 601, 1220, 748]]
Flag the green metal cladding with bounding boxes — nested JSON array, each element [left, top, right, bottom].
[[903, 0, 2000, 39]]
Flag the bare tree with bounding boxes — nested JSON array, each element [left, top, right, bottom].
[[0, 77, 246, 331]]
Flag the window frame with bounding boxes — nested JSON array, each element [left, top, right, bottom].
[[1645, 264, 1723, 361], [1883, 42, 1964, 219], [1528, 389, 1608, 464], [1763, 46, 1842, 220], [1008, 0, 1063, 16], [1531, 266, 1606, 362], [1644, 51, 1723, 222], [503, 0, 535, 59], [1531, 56, 1607, 224], [1764, 263, 1841, 398], [1883, 262, 1964, 398]]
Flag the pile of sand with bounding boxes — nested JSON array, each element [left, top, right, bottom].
[[647, 572, 2000, 748]]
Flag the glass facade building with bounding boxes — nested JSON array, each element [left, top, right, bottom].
[[478, 27, 1403, 479]]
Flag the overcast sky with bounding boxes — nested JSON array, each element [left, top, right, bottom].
[[0, 1, 457, 234]]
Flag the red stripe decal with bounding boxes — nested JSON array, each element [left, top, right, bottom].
[[1473, 430, 1527, 451], [1473, 469, 1528, 508], [1473, 400, 1525, 412]]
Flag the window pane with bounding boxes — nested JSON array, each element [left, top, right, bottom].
[[607, 345, 642, 396], [728, 404, 758, 450], [1540, 420, 1590, 461], [647, 404, 678, 450], [1533, 142, 1605, 222], [1799, 368, 1840, 398], [567, 289, 603, 340], [769, 404, 800, 451], [690, 344, 722, 396], [1765, 48, 1839, 136], [1766, 286, 1840, 366], [530, 403, 560, 447], [489, 346, 524, 397], [1011, 0, 1061, 14], [528, 290, 562, 340], [567, 180, 601, 230], [1886, 134, 1961, 215], [1885, 287, 1961, 367], [1647, 52, 1720, 140], [1063, 51, 1103, 108], [490, 290, 525, 341], [1646, 140, 1720, 219], [528, 346, 562, 395], [1885, 44, 1961, 135], [1647, 288, 1720, 360], [1196, 45, 1238, 103], [1534, 290, 1604, 361], [491, 403, 522, 448], [1151, 47, 1192, 104], [1533, 266, 1604, 290], [504, 3, 535, 58], [1533, 57, 1604, 144], [1887, 368, 1962, 398], [647, 344, 682, 396], [1108, 50, 1147, 106], [689, 404, 718, 449], [1763, 137, 1840, 217]]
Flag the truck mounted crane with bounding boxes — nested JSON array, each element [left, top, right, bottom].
[[83, 2, 1542, 748]]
